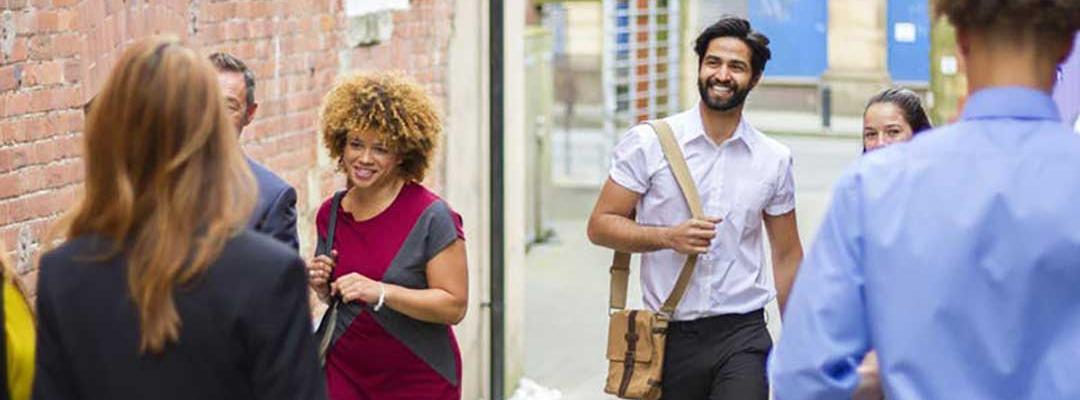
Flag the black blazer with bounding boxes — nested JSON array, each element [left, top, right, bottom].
[[247, 157, 300, 251], [33, 231, 326, 400]]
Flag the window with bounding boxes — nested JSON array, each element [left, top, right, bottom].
[[604, 0, 680, 124]]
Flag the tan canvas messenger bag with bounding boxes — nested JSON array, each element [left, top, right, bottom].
[[604, 120, 704, 400]]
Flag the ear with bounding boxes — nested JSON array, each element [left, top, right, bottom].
[[1057, 34, 1076, 65], [244, 102, 259, 126], [955, 27, 971, 59], [749, 73, 762, 90]]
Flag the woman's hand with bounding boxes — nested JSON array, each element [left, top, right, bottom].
[[332, 272, 382, 305], [306, 250, 337, 302]]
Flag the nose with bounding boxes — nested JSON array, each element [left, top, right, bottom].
[[716, 64, 736, 82], [865, 136, 883, 151], [357, 148, 375, 163]]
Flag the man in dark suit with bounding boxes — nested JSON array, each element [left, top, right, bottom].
[[209, 52, 300, 251]]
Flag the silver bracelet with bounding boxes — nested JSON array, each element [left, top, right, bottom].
[[373, 282, 386, 312]]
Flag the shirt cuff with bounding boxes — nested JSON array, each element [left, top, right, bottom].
[[765, 201, 795, 216]]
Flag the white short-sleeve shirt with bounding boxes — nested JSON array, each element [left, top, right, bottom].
[[609, 106, 796, 321]]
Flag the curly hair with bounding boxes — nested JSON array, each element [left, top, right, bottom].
[[319, 72, 441, 183], [935, 0, 1080, 38]]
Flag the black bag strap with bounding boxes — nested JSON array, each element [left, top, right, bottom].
[[316, 190, 347, 260], [315, 190, 347, 368]]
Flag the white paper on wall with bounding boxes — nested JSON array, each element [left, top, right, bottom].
[[345, 0, 409, 17]]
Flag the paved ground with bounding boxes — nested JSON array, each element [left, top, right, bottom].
[[520, 133, 861, 399]]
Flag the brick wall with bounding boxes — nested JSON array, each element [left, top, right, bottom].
[[0, 0, 455, 294]]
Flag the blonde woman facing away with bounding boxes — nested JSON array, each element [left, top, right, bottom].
[[33, 37, 325, 400]]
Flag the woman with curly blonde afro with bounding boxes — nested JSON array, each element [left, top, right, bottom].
[[307, 72, 468, 400]]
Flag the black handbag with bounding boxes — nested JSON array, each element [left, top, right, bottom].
[[314, 190, 346, 367]]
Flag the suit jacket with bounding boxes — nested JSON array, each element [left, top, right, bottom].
[[247, 157, 299, 251], [33, 232, 327, 400]]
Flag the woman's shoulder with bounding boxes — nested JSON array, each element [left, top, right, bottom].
[[403, 183, 460, 217], [402, 182, 441, 204], [39, 235, 116, 276], [316, 191, 342, 216], [315, 190, 350, 227], [401, 184, 465, 240]]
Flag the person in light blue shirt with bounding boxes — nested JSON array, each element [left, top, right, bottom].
[[768, 1, 1080, 399]]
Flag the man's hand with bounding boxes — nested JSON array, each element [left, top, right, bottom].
[[663, 217, 721, 255]]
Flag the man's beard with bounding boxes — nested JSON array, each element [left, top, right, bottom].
[[698, 78, 751, 112]]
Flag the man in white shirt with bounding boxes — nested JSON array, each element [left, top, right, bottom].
[[588, 16, 803, 399]]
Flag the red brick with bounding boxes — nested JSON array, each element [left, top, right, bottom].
[[33, 11, 60, 33], [62, 60, 81, 84], [4, 37, 29, 63], [52, 0, 79, 8], [27, 33, 81, 60], [56, 9, 78, 31], [3, 92, 30, 117], [0, 186, 53, 223], [0, 65, 20, 92], [22, 61, 64, 87]]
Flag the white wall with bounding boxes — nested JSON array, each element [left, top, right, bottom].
[[444, 0, 528, 398], [445, 0, 489, 397]]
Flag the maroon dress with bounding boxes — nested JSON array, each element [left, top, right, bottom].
[[317, 183, 464, 400]]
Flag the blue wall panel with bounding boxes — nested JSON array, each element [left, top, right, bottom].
[[887, 0, 931, 82], [747, 0, 827, 79]]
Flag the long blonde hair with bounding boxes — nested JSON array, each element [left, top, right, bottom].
[[58, 36, 256, 353]]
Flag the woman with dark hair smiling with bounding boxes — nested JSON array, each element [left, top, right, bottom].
[[862, 87, 933, 152]]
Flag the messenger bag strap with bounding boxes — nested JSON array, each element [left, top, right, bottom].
[[650, 120, 704, 316], [609, 250, 632, 311], [607, 121, 705, 317]]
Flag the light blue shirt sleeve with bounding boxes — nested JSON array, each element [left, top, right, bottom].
[[768, 171, 872, 400]]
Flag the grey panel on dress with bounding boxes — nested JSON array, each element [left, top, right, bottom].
[[334, 199, 462, 385]]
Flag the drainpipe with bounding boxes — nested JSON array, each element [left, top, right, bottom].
[[489, 0, 506, 399]]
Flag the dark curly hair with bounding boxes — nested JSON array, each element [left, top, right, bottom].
[[319, 72, 440, 183], [935, 0, 1080, 39], [694, 16, 772, 80]]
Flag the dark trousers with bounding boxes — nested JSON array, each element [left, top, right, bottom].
[[660, 309, 771, 400]]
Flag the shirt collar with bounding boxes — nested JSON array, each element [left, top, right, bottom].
[[960, 86, 1061, 122], [682, 106, 755, 153]]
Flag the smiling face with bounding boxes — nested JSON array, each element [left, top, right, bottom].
[[342, 130, 403, 190], [863, 102, 915, 152], [697, 37, 757, 112]]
